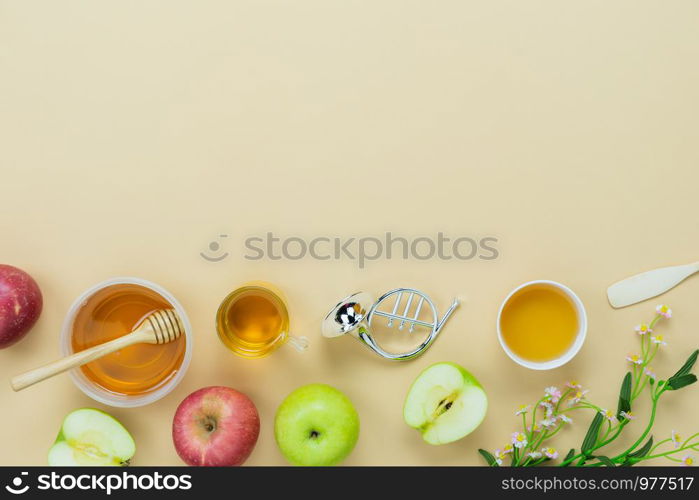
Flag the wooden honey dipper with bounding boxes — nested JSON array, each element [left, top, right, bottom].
[[10, 309, 184, 392]]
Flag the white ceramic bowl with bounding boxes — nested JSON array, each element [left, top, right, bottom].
[[59, 277, 193, 407], [497, 280, 587, 370]]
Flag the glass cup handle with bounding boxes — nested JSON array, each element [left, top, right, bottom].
[[286, 334, 309, 353]]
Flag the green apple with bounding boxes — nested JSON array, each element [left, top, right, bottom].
[[404, 362, 487, 445], [48, 408, 136, 466], [274, 384, 359, 466]]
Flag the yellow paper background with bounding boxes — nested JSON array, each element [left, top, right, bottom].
[[1, 1, 697, 465]]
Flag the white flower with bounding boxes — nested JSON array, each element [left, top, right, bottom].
[[651, 335, 667, 346], [634, 324, 652, 335], [600, 408, 618, 423], [672, 430, 682, 448], [502, 444, 514, 455], [569, 389, 589, 405], [511, 432, 528, 449], [539, 401, 553, 417], [559, 414, 573, 424], [493, 449, 506, 466], [539, 401, 554, 417], [544, 386, 562, 403], [656, 304, 672, 318], [540, 418, 557, 429], [626, 354, 643, 365], [644, 367, 657, 380], [565, 380, 582, 389], [620, 411, 635, 421], [515, 404, 531, 416], [682, 455, 694, 466], [528, 451, 542, 459], [542, 447, 559, 459]]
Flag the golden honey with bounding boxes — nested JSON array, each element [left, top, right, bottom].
[[216, 284, 289, 359], [500, 284, 578, 362], [71, 283, 186, 395]]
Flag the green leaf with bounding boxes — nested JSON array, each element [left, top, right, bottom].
[[594, 456, 616, 467], [667, 374, 697, 390], [581, 412, 604, 455], [671, 349, 698, 378], [667, 350, 698, 391], [478, 449, 499, 466], [617, 372, 632, 417], [623, 436, 654, 465], [560, 449, 576, 467], [628, 436, 653, 458]]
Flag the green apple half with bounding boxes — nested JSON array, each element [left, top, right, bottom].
[[48, 408, 136, 466], [404, 362, 487, 445]]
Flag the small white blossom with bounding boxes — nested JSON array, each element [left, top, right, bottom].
[[634, 324, 652, 335], [656, 304, 672, 318], [672, 430, 682, 448], [511, 432, 528, 449], [515, 404, 531, 416]]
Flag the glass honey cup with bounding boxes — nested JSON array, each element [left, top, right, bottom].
[[216, 281, 308, 359]]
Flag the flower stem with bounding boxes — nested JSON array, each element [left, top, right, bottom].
[[611, 391, 662, 462], [648, 438, 671, 454]]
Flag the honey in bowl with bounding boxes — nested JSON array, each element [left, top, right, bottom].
[[499, 283, 579, 362], [71, 283, 186, 396]]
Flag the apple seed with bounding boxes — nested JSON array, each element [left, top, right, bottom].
[[200, 416, 217, 434]]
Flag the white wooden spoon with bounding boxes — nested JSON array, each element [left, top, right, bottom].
[[607, 261, 699, 308]]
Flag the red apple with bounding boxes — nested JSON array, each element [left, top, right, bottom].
[[0, 264, 43, 349], [172, 386, 260, 466]]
